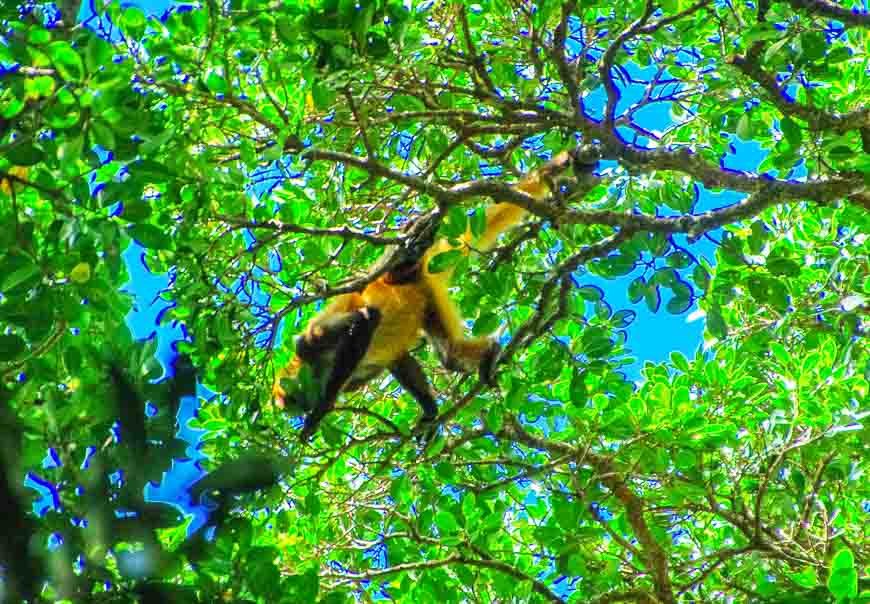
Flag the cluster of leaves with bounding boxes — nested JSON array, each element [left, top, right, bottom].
[[1, 0, 867, 603]]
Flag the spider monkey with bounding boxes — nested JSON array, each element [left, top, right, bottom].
[[274, 150, 586, 440]]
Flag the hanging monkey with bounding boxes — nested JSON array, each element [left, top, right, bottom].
[[274, 150, 591, 440]]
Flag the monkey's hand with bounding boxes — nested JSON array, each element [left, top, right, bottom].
[[299, 415, 320, 442], [479, 339, 501, 386], [414, 412, 439, 446]]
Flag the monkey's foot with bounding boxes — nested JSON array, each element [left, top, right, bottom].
[[479, 340, 501, 386]]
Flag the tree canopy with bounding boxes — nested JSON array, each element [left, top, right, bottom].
[[0, 0, 867, 603]]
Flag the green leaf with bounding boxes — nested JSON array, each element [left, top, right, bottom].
[[793, 567, 817, 589], [743, 23, 780, 44], [247, 547, 281, 598], [764, 36, 792, 65], [736, 113, 752, 141], [675, 449, 696, 471], [628, 276, 646, 303], [276, 16, 298, 45], [769, 341, 790, 366], [0, 334, 26, 362], [46, 88, 81, 130], [7, 143, 45, 166], [553, 496, 580, 530], [767, 257, 801, 277], [780, 117, 802, 149], [826, 46, 851, 63], [570, 370, 587, 403], [799, 31, 826, 62], [576, 285, 603, 301], [122, 200, 153, 222], [304, 490, 321, 517], [313, 29, 350, 45], [390, 474, 409, 504], [706, 306, 727, 339], [828, 563, 858, 600], [831, 548, 854, 572], [120, 7, 147, 38], [391, 94, 426, 112], [89, 119, 116, 149], [86, 36, 112, 74], [427, 250, 463, 273], [582, 327, 613, 359], [597, 254, 636, 277], [47, 41, 84, 82], [58, 135, 84, 177], [827, 145, 854, 162], [666, 251, 691, 268], [666, 292, 691, 315], [311, 81, 337, 110], [206, 71, 228, 94], [612, 309, 635, 328], [644, 286, 661, 313], [473, 310, 499, 335], [670, 351, 689, 372], [747, 220, 768, 254], [486, 404, 504, 433], [129, 224, 172, 250], [435, 510, 459, 533], [0, 253, 40, 291], [445, 205, 468, 239], [64, 345, 82, 373], [352, 1, 376, 48], [134, 158, 174, 179], [284, 568, 319, 601], [301, 240, 327, 264], [28, 28, 51, 45]]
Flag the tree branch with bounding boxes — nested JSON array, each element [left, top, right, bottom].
[[785, 0, 870, 28], [599, 0, 656, 131], [730, 54, 870, 134], [504, 415, 676, 604]]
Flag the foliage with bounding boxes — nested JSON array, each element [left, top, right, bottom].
[[0, 0, 867, 603]]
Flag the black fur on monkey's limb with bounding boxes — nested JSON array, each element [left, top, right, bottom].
[[298, 307, 382, 441]]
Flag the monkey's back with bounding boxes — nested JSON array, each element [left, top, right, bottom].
[[359, 277, 428, 366]]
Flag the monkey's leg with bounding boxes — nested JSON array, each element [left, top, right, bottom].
[[300, 306, 382, 441], [390, 354, 439, 443], [424, 305, 500, 385], [389, 354, 438, 421]]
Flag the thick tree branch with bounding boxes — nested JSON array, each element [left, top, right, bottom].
[[599, 0, 656, 131], [504, 416, 676, 604], [321, 551, 562, 603], [219, 216, 400, 245], [321, 554, 461, 583], [457, 4, 497, 94], [730, 54, 870, 134], [458, 555, 563, 604], [589, 590, 659, 604], [638, 0, 712, 34], [550, 0, 582, 117], [785, 0, 870, 27]]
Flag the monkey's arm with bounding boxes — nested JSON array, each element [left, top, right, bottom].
[[389, 353, 441, 442], [389, 353, 438, 421], [299, 306, 382, 440], [273, 293, 365, 402], [273, 303, 382, 440]]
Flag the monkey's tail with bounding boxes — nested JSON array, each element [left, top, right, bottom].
[[426, 151, 574, 269]]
